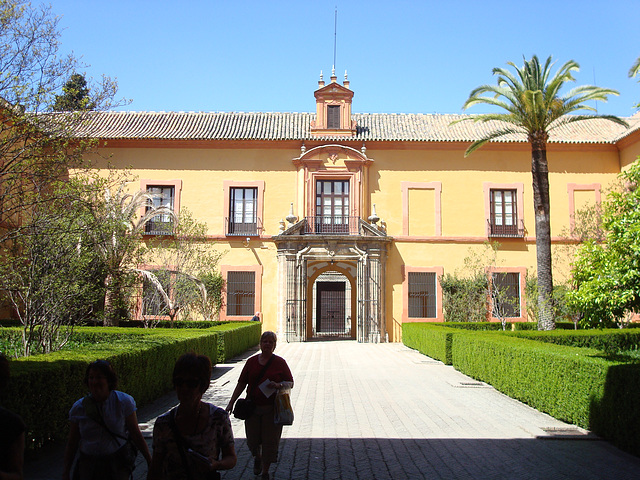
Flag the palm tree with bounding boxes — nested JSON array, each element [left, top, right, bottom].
[[629, 56, 640, 109], [456, 55, 628, 330], [96, 182, 176, 326], [629, 56, 640, 79]]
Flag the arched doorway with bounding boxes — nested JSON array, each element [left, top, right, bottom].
[[312, 271, 353, 339]]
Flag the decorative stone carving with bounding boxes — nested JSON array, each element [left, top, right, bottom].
[[368, 204, 380, 226], [286, 203, 297, 224]]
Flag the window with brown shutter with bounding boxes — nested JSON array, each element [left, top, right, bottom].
[[327, 105, 341, 128]]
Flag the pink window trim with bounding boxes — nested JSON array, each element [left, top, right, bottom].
[[486, 266, 527, 322], [402, 266, 444, 322], [567, 183, 601, 234], [223, 180, 265, 236], [483, 182, 524, 236], [219, 264, 263, 321], [401, 182, 442, 236]]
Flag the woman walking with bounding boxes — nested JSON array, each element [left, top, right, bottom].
[[63, 360, 151, 480], [148, 352, 236, 479], [226, 331, 293, 480]]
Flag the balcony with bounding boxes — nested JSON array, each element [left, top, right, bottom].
[[225, 217, 263, 237], [302, 216, 363, 235], [144, 219, 174, 236], [487, 219, 524, 238]]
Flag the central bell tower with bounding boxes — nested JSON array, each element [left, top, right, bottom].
[[310, 69, 356, 137]]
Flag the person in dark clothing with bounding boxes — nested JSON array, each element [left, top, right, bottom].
[[226, 331, 293, 480]]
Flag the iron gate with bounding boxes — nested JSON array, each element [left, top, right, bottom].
[[313, 274, 352, 339], [285, 253, 307, 342], [357, 254, 382, 343]]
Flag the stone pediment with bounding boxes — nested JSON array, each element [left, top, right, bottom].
[[314, 81, 354, 99]]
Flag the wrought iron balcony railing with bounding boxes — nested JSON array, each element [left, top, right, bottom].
[[487, 219, 525, 238], [225, 217, 263, 236], [144, 219, 174, 236], [302, 216, 362, 235]]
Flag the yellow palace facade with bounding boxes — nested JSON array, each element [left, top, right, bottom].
[[84, 73, 640, 342]]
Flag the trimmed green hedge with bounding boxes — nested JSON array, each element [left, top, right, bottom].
[[0, 321, 260, 452], [402, 323, 640, 457], [402, 323, 456, 364], [441, 321, 577, 331], [509, 329, 640, 354]]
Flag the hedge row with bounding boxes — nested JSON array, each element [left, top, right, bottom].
[[0, 321, 260, 452], [508, 329, 640, 355], [402, 323, 640, 457], [440, 321, 577, 331]]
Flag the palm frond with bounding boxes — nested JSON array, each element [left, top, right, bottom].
[[461, 54, 625, 155], [629, 56, 640, 78], [464, 127, 524, 157], [133, 206, 177, 234], [549, 114, 629, 132], [462, 94, 519, 114], [136, 268, 173, 311]]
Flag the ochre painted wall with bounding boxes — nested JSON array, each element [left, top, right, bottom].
[[89, 140, 627, 340]]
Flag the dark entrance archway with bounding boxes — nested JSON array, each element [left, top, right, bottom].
[[313, 273, 352, 339]]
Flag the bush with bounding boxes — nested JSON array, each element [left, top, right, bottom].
[[402, 323, 640, 456], [402, 323, 455, 364], [440, 273, 488, 322], [509, 329, 640, 355], [0, 321, 260, 452]]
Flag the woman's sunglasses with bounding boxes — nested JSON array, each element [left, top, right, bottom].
[[173, 377, 200, 389]]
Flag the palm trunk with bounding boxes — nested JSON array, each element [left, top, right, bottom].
[[103, 273, 121, 327], [530, 135, 555, 330]]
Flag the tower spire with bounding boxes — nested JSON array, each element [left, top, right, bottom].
[[333, 7, 337, 74]]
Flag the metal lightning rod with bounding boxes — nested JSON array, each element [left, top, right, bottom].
[[333, 7, 337, 73]]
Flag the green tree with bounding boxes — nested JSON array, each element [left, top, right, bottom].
[[52, 73, 96, 111], [629, 56, 640, 109], [455, 55, 627, 330], [630, 56, 640, 79], [440, 272, 487, 323], [440, 242, 520, 329], [569, 159, 640, 328], [0, 1, 122, 247], [92, 180, 177, 326], [0, 176, 107, 355], [140, 209, 224, 325]]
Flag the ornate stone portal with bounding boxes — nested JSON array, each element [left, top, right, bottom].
[[274, 220, 390, 342]]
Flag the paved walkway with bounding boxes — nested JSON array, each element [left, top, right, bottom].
[[26, 341, 640, 479]]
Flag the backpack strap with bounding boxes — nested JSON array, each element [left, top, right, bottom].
[[169, 408, 194, 480]]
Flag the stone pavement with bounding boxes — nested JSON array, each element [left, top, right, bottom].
[[25, 341, 640, 479]]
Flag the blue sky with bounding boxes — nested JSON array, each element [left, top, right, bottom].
[[52, 0, 640, 116]]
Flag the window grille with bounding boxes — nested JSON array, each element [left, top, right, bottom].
[[227, 271, 255, 316], [491, 272, 521, 317], [408, 272, 437, 318]]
